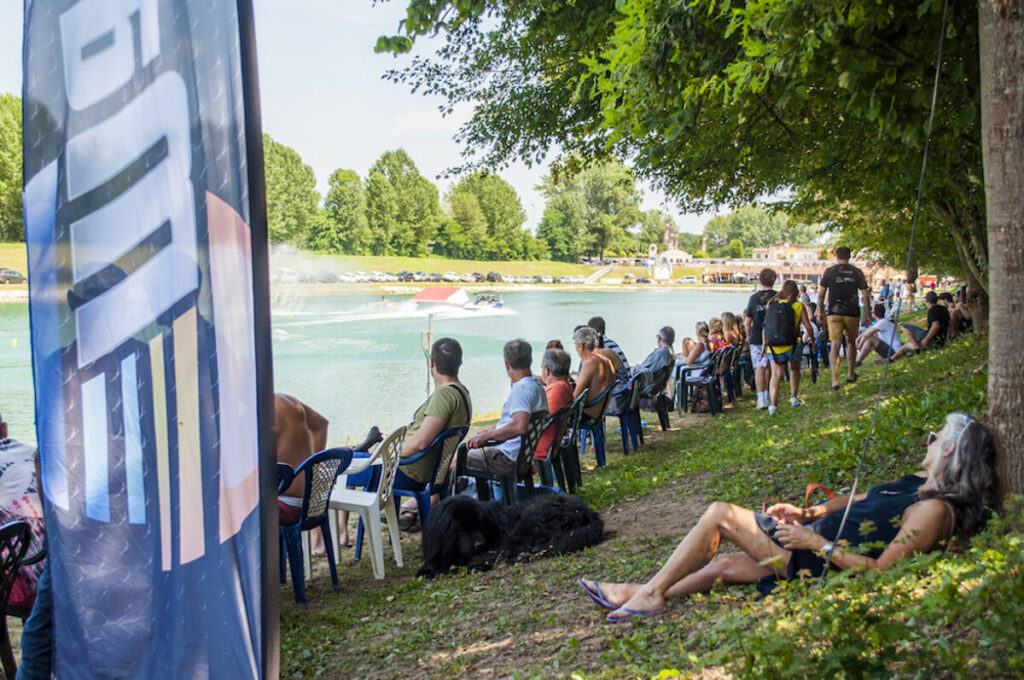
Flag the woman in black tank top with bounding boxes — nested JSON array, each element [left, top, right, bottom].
[[579, 413, 998, 623]]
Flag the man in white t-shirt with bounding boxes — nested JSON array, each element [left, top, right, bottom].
[[463, 339, 548, 476], [855, 303, 903, 363]]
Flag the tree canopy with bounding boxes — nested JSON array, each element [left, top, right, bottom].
[[313, 168, 372, 254], [0, 93, 23, 242], [366, 149, 443, 256], [436, 170, 536, 259], [537, 160, 642, 260], [702, 205, 820, 256], [263, 133, 321, 246], [380, 0, 985, 292]]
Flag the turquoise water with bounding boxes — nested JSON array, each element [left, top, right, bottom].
[[0, 289, 752, 446]]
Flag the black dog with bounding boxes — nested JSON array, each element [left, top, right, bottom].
[[418, 493, 604, 577]]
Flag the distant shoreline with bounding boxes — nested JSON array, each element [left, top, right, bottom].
[[0, 282, 754, 304]]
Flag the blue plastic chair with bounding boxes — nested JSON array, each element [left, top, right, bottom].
[[535, 406, 571, 490], [610, 375, 642, 456], [278, 447, 353, 605], [392, 425, 468, 531], [579, 382, 615, 467]]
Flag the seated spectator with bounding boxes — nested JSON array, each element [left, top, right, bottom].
[[275, 394, 329, 528], [589, 316, 630, 381], [634, 326, 676, 376], [581, 413, 998, 621], [949, 289, 973, 338], [897, 291, 949, 356], [765, 280, 815, 414], [0, 411, 46, 616], [342, 338, 472, 538], [708, 317, 728, 351], [462, 339, 547, 477], [535, 349, 574, 462], [573, 326, 618, 420], [721, 312, 743, 348], [546, 339, 564, 350], [679, 321, 712, 367], [855, 304, 904, 363]]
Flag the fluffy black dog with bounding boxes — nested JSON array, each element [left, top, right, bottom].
[[418, 493, 604, 577]]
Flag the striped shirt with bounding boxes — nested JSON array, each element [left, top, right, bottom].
[[603, 335, 630, 371]]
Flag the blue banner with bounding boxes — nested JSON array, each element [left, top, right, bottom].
[[23, 1, 268, 676]]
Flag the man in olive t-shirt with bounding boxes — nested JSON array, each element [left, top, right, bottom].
[[339, 337, 471, 543]]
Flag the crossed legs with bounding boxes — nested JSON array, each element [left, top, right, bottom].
[[587, 502, 792, 621]]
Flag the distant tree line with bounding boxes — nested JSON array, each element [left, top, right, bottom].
[[263, 134, 685, 261]]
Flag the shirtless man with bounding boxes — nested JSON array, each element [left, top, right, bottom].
[[275, 393, 329, 527], [573, 326, 617, 419]]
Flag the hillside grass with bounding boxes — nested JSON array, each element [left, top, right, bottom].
[[0, 242, 26, 272], [278, 333, 1018, 679], [278, 251, 595, 278]]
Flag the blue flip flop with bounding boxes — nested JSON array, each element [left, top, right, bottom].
[[577, 579, 614, 609], [606, 607, 659, 624]]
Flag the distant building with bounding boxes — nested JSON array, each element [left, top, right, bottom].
[[659, 249, 693, 265], [751, 242, 822, 261]]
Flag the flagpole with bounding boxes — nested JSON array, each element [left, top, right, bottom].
[[236, 1, 279, 676]]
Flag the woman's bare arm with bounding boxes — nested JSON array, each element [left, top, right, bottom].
[[774, 499, 950, 571]]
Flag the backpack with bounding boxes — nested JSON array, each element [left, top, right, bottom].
[[763, 300, 797, 346]]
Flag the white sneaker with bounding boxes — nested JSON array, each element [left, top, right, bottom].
[[768, 404, 778, 415], [790, 396, 804, 408], [756, 394, 767, 410]]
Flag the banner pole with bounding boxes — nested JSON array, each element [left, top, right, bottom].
[[235, 1, 279, 677]]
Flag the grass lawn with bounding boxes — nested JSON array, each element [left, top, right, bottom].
[[277, 251, 595, 278], [280, 331, 1020, 679], [0, 242, 27, 272]]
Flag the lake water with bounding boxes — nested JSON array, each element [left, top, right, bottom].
[[0, 288, 752, 446]]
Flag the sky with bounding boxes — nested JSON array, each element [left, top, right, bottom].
[[0, 1, 720, 235]]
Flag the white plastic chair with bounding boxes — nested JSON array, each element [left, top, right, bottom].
[[328, 426, 406, 579]]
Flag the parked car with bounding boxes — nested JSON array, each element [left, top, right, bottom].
[[413, 271, 426, 281], [541, 276, 554, 284], [471, 272, 485, 282], [677, 275, 698, 284], [443, 271, 459, 282], [315, 271, 338, 284], [637, 277, 652, 284], [460, 273, 474, 282], [427, 272, 443, 282], [272, 268, 299, 284], [0, 268, 27, 284], [486, 271, 503, 283], [397, 271, 414, 282], [622, 274, 636, 284]]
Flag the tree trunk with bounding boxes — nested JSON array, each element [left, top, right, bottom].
[[980, 0, 1024, 497]]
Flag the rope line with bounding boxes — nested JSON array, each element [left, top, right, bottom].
[[818, 0, 953, 581]]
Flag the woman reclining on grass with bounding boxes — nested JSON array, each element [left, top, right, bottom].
[[580, 413, 998, 622]]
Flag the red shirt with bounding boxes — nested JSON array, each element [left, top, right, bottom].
[[535, 379, 573, 460]]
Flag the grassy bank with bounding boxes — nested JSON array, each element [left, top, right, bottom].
[[274, 250, 596, 278], [0, 242, 26, 272], [279, 334, 1021, 679]]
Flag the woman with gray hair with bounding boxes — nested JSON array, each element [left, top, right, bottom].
[[580, 413, 998, 622]]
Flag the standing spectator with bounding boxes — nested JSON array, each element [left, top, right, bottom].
[[816, 246, 871, 389], [535, 349, 574, 462], [587, 316, 630, 380], [744, 268, 778, 410], [764, 281, 815, 414], [879, 279, 891, 305], [799, 284, 812, 306], [894, 291, 949, 357]]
